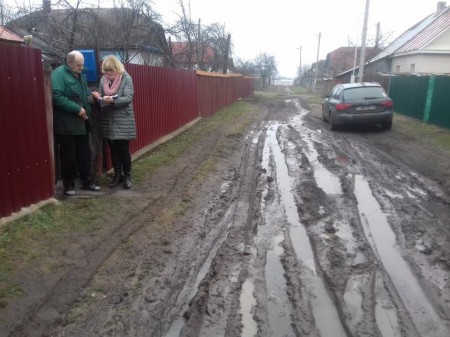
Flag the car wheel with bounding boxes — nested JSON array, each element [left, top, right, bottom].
[[383, 121, 392, 130], [322, 106, 327, 121], [329, 112, 336, 131]]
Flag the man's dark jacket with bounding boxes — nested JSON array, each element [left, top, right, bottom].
[[51, 64, 91, 135]]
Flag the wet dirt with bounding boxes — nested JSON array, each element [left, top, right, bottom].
[[1, 86, 450, 337]]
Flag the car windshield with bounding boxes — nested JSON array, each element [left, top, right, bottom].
[[343, 87, 387, 100]]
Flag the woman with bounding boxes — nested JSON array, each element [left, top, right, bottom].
[[93, 55, 136, 189]]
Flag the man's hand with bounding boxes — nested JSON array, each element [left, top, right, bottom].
[[78, 108, 88, 120]]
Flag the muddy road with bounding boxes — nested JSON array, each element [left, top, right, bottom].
[[2, 88, 450, 337]]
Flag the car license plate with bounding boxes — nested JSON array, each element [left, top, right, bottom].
[[356, 106, 376, 111]]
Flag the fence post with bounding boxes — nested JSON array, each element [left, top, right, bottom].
[[423, 76, 435, 123]]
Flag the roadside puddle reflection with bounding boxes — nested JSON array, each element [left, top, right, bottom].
[[290, 100, 342, 195], [239, 279, 258, 337], [267, 125, 347, 337], [352, 174, 448, 337], [265, 234, 295, 337]]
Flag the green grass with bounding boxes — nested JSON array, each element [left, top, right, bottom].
[[133, 100, 257, 183], [0, 197, 123, 305], [393, 114, 450, 151], [289, 86, 310, 95]]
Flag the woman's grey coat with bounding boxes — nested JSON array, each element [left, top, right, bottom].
[[99, 72, 137, 140]]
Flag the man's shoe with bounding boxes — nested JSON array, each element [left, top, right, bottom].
[[81, 183, 101, 191], [64, 188, 76, 196]]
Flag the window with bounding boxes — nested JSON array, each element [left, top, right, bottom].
[[410, 64, 415, 72], [343, 87, 386, 100], [332, 87, 341, 99], [396, 65, 401, 73]]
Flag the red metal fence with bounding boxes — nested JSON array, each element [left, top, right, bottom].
[[128, 64, 199, 154], [0, 45, 54, 219], [0, 45, 254, 220], [197, 71, 254, 117]]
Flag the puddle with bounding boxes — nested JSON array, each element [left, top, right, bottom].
[[343, 275, 365, 330], [374, 271, 401, 337], [266, 125, 347, 337], [265, 234, 295, 337], [239, 279, 258, 337], [313, 167, 342, 195], [290, 102, 342, 195], [353, 174, 449, 337]]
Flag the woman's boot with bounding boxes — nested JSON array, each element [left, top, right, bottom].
[[123, 173, 132, 189], [109, 168, 123, 188]]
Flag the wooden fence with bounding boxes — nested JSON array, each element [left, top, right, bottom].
[[0, 44, 255, 222]]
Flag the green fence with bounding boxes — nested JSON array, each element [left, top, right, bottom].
[[388, 75, 450, 129]]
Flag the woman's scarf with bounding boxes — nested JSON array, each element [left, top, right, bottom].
[[103, 73, 122, 95]]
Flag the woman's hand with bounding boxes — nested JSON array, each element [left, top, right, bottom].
[[102, 96, 115, 103], [92, 91, 101, 100]]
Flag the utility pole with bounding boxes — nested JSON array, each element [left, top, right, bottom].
[[223, 33, 231, 74], [358, 0, 370, 82], [297, 46, 302, 85], [0, 0, 4, 26], [314, 32, 321, 87]]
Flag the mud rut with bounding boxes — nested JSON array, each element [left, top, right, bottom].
[[8, 96, 450, 337]]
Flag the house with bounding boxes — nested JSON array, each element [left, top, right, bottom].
[[170, 40, 233, 73], [170, 41, 215, 69], [4, 25, 65, 68], [324, 46, 378, 78], [0, 25, 23, 46], [336, 1, 450, 82], [5, 3, 169, 68]]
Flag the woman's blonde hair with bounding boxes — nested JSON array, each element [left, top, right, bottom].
[[101, 55, 125, 74]]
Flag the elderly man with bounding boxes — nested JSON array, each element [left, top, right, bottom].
[[51, 50, 100, 196]]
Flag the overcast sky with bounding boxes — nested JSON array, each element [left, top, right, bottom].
[[3, 0, 443, 77], [153, 0, 441, 77]]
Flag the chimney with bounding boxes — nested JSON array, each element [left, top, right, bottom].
[[437, 1, 446, 12], [43, 0, 51, 14]]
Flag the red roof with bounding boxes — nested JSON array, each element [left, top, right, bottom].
[[170, 41, 215, 63], [396, 7, 450, 53], [0, 26, 23, 43]]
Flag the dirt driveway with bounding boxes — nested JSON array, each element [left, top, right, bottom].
[[1, 86, 450, 337]]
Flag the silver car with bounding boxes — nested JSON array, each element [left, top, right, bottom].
[[322, 82, 394, 130]]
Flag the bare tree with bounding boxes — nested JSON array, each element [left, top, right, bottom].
[[168, 0, 196, 68], [203, 23, 232, 73], [255, 53, 277, 88], [167, 0, 232, 72], [5, 0, 167, 67], [234, 58, 257, 76]]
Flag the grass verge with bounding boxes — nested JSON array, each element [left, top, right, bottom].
[[393, 114, 450, 151]]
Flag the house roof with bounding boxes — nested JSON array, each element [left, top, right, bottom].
[[370, 5, 450, 63], [170, 41, 215, 63], [0, 26, 23, 43], [6, 7, 167, 65], [336, 4, 450, 77], [6, 26, 64, 65], [395, 7, 450, 54], [326, 46, 378, 71]]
